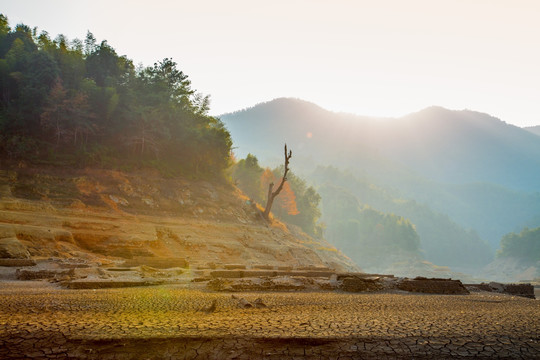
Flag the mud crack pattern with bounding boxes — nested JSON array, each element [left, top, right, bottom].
[[0, 282, 538, 359]]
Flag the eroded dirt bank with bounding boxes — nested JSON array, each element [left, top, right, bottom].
[[0, 282, 538, 359]]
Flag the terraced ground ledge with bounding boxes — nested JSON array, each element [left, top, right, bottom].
[[0, 281, 538, 359]]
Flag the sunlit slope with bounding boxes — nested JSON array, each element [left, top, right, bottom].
[[0, 168, 357, 271]]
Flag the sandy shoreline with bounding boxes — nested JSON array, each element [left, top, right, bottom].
[[0, 281, 538, 359]]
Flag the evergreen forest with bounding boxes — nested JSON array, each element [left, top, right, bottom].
[[0, 15, 232, 177]]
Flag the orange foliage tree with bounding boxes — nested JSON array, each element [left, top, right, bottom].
[[260, 168, 299, 217]]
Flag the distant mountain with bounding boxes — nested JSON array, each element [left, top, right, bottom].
[[221, 98, 540, 264], [313, 166, 494, 273], [222, 98, 540, 193], [524, 125, 540, 137]]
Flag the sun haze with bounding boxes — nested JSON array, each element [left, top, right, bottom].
[[2, 0, 539, 126]]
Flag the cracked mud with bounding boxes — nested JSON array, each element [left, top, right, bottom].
[[0, 282, 538, 359]]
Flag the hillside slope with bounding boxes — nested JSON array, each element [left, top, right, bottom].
[[0, 167, 357, 272]]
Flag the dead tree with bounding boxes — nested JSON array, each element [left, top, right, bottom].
[[262, 144, 292, 220]]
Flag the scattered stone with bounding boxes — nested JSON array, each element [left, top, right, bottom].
[[253, 298, 267, 308], [200, 299, 217, 313], [236, 297, 253, 309]]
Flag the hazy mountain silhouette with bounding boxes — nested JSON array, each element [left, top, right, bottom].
[[223, 98, 540, 193], [221, 98, 540, 262], [524, 125, 540, 137]]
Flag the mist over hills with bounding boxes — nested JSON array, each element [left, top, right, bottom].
[[525, 125, 540, 137], [224, 98, 540, 193], [221, 98, 540, 274]]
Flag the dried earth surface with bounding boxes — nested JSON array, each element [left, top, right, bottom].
[[0, 281, 538, 359]]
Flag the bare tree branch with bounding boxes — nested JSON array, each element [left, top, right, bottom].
[[263, 144, 292, 220]]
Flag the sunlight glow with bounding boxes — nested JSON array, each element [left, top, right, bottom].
[[2, 0, 539, 126]]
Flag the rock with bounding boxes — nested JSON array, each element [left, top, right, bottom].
[[253, 298, 267, 308], [489, 282, 505, 292], [16, 269, 74, 280], [253, 265, 274, 270], [398, 278, 469, 295], [502, 283, 535, 299], [224, 264, 246, 270], [122, 257, 189, 269], [237, 297, 252, 309], [0, 237, 30, 259], [142, 198, 156, 207], [0, 227, 30, 261], [340, 277, 382, 292], [201, 299, 217, 313], [109, 195, 129, 206], [0, 258, 36, 267], [207, 278, 228, 291], [231, 295, 263, 309]]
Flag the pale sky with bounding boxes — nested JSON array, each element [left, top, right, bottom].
[[2, 0, 539, 126]]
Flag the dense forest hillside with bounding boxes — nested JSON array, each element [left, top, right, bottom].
[[0, 15, 231, 177], [222, 98, 540, 275], [498, 227, 540, 266], [481, 226, 540, 282]]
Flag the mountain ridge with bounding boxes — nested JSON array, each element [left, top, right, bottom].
[[221, 97, 540, 192], [221, 98, 540, 273], [525, 125, 540, 137]]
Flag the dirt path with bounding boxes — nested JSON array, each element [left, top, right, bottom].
[[0, 281, 538, 359]]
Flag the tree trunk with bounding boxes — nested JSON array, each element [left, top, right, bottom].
[[263, 182, 275, 220], [262, 144, 292, 221]]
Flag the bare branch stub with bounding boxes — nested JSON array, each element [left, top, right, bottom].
[[263, 144, 292, 220]]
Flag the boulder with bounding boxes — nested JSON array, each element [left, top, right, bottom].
[[0, 237, 30, 259]]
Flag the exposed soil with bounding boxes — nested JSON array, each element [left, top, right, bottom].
[[0, 281, 538, 359], [0, 167, 357, 271]]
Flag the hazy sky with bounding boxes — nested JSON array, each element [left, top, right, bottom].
[[2, 0, 539, 126]]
